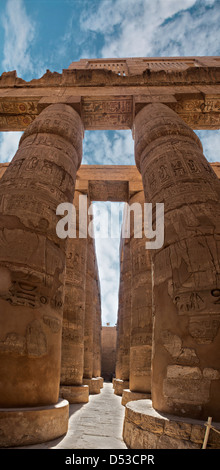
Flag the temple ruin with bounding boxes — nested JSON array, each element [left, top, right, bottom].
[[0, 57, 220, 449]]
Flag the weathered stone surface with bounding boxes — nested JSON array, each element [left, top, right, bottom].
[[129, 191, 152, 394], [122, 389, 151, 406], [83, 209, 102, 383], [1, 57, 220, 131], [0, 103, 83, 407], [123, 399, 220, 449], [0, 399, 69, 447], [114, 379, 129, 397], [59, 385, 89, 404], [83, 377, 102, 395], [134, 102, 220, 421], [115, 207, 131, 383], [60, 190, 87, 388], [83, 227, 95, 380]]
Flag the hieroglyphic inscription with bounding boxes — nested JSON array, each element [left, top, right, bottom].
[[0, 114, 35, 130], [0, 320, 47, 357], [0, 100, 38, 114], [82, 97, 133, 129]]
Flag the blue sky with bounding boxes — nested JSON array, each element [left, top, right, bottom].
[[0, 0, 219, 325]]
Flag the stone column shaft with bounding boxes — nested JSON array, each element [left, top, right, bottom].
[[134, 103, 220, 421], [60, 190, 87, 386], [83, 211, 102, 394], [0, 104, 83, 408], [115, 206, 131, 395], [129, 191, 152, 394]]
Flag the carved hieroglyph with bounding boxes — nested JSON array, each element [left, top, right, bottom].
[[129, 191, 152, 394], [60, 190, 87, 386], [115, 208, 131, 383], [0, 103, 83, 407], [134, 103, 220, 421]]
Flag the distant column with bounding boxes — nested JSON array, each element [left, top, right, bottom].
[[83, 231, 95, 380], [60, 190, 89, 404], [134, 103, 220, 421], [93, 272, 102, 379], [114, 207, 131, 396], [83, 206, 102, 394], [123, 190, 152, 404]]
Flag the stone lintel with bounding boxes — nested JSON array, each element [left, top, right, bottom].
[[0, 399, 69, 447], [123, 399, 220, 449]]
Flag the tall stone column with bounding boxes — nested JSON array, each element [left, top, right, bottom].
[[0, 103, 83, 446], [122, 190, 152, 406], [93, 272, 102, 379], [114, 207, 131, 396], [83, 216, 102, 394], [84, 233, 95, 380], [134, 103, 220, 421], [59, 190, 89, 404]]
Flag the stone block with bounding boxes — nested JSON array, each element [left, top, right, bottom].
[[0, 399, 69, 447], [122, 399, 220, 449], [83, 377, 101, 394], [59, 385, 89, 403], [123, 419, 144, 449], [164, 419, 192, 440], [114, 379, 129, 396], [121, 389, 151, 406], [142, 429, 159, 449], [125, 405, 142, 427], [157, 434, 200, 449], [163, 377, 210, 404]]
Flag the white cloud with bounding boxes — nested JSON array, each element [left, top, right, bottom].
[[80, 0, 199, 57], [0, 132, 22, 163], [94, 235, 120, 325], [196, 130, 220, 163], [1, 0, 36, 76], [93, 202, 124, 325], [82, 130, 135, 165]]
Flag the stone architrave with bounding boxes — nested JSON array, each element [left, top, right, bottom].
[[115, 206, 131, 396], [60, 190, 89, 404], [0, 103, 83, 408], [122, 190, 152, 405], [134, 103, 220, 421]]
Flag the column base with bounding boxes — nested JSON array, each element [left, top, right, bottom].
[[59, 385, 89, 404], [0, 399, 69, 448], [123, 399, 220, 449], [83, 377, 102, 394], [97, 377, 104, 388], [122, 389, 151, 406], [114, 379, 129, 396]]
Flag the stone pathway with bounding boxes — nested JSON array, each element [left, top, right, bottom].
[[19, 382, 127, 449]]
